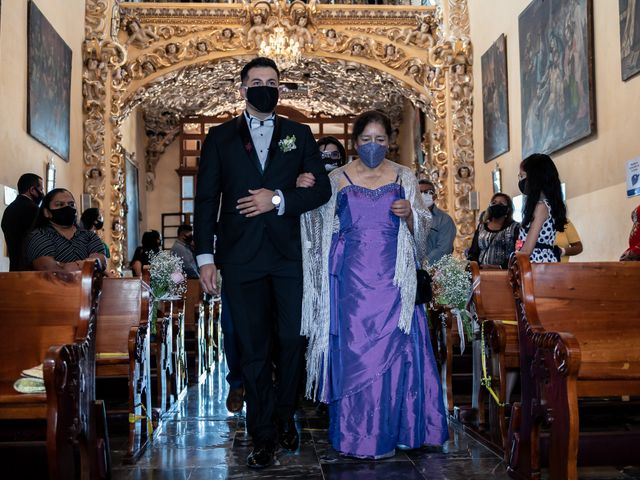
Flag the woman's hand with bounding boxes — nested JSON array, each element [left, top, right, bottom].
[[391, 199, 412, 219], [296, 172, 316, 188]]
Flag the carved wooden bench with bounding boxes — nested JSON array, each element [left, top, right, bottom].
[[469, 262, 519, 456], [184, 279, 207, 384], [96, 277, 153, 462], [141, 269, 173, 416], [0, 261, 108, 479], [508, 253, 640, 480]]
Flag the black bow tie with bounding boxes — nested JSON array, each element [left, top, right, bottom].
[[249, 117, 275, 129]]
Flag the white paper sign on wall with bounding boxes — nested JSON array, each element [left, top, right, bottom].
[[627, 158, 640, 198]]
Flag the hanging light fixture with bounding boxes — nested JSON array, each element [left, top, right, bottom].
[[258, 27, 301, 70]]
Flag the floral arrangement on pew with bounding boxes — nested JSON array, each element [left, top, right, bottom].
[[148, 250, 186, 334], [428, 254, 474, 352]]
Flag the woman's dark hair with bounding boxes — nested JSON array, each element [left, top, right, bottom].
[[130, 230, 161, 269], [240, 57, 280, 84], [80, 208, 101, 230], [521, 153, 567, 232], [34, 188, 74, 228], [351, 110, 392, 146], [317, 136, 347, 167], [141, 230, 161, 252], [486, 192, 515, 225]]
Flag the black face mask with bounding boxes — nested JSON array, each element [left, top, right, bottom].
[[94, 220, 104, 230], [246, 86, 279, 113], [32, 189, 45, 206], [488, 204, 509, 218], [50, 206, 77, 227], [184, 234, 193, 243], [518, 178, 527, 194]]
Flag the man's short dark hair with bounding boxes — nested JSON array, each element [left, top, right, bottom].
[[177, 224, 193, 236], [240, 57, 280, 84], [419, 179, 435, 189], [17, 173, 42, 194]]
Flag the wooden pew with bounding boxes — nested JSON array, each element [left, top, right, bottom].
[[169, 298, 188, 402], [0, 261, 108, 479], [141, 269, 173, 416], [508, 253, 640, 480], [469, 262, 519, 456], [95, 277, 153, 462], [184, 279, 207, 384], [202, 295, 220, 372]]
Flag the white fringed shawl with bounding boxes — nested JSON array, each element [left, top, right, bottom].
[[300, 164, 432, 401]]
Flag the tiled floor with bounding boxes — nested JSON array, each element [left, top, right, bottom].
[[110, 361, 640, 480]]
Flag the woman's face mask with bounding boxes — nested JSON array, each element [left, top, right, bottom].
[[356, 142, 387, 169], [488, 203, 509, 218], [49, 206, 77, 227]]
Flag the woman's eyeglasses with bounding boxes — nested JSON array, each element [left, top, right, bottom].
[[321, 151, 341, 160]]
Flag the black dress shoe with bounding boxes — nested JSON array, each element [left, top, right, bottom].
[[246, 444, 275, 469], [277, 419, 300, 451]]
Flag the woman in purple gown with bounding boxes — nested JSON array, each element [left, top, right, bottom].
[[301, 111, 448, 459]]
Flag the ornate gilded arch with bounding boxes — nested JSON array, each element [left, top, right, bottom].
[[83, 0, 474, 273]]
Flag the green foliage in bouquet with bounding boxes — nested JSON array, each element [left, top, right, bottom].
[[427, 254, 474, 339]]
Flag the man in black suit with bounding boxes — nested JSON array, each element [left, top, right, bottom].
[[194, 57, 331, 469], [1, 173, 44, 271]]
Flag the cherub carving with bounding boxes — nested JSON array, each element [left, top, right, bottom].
[[402, 14, 435, 48], [125, 19, 159, 49], [286, 14, 314, 50], [244, 9, 276, 49]]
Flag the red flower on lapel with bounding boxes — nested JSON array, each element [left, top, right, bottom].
[[244, 142, 253, 153]]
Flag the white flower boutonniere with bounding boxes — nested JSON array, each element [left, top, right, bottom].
[[279, 135, 297, 153]]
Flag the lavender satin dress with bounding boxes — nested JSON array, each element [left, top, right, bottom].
[[327, 176, 449, 458]]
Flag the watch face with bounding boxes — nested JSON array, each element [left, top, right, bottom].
[[272, 195, 281, 206]]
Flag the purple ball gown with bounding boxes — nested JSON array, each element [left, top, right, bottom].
[[326, 177, 449, 458]]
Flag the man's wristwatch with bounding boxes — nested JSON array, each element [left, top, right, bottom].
[[271, 193, 282, 208]]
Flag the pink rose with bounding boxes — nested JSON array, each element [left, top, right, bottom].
[[171, 271, 184, 284]]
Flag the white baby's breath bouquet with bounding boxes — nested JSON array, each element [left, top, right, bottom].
[[149, 250, 187, 299], [148, 250, 186, 334], [428, 254, 474, 341]]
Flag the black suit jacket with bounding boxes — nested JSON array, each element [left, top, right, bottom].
[[194, 114, 331, 266], [1, 195, 39, 271]]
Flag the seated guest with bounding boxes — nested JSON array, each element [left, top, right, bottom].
[[554, 219, 583, 262], [26, 188, 106, 272], [80, 207, 110, 259], [170, 224, 199, 279], [620, 204, 640, 261], [130, 230, 161, 277], [467, 193, 519, 269]]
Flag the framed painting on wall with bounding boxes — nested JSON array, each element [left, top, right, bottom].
[[519, 0, 595, 158], [481, 34, 510, 162], [620, 0, 640, 80], [27, 1, 72, 161]]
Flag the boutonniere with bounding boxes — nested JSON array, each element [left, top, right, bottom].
[[279, 135, 297, 153], [244, 141, 253, 153]]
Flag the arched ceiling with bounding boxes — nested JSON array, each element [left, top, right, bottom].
[[127, 55, 428, 137]]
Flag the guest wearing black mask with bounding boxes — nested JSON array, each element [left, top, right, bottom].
[[1, 173, 44, 271], [467, 192, 520, 269], [170, 224, 199, 279], [25, 188, 106, 271], [80, 207, 110, 259]]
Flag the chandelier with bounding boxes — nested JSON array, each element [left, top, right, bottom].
[[258, 27, 301, 70]]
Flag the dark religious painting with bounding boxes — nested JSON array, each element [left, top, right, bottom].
[[481, 34, 510, 162], [620, 0, 640, 80], [518, 0, 595, 157], [27, 1, 72, 161]]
